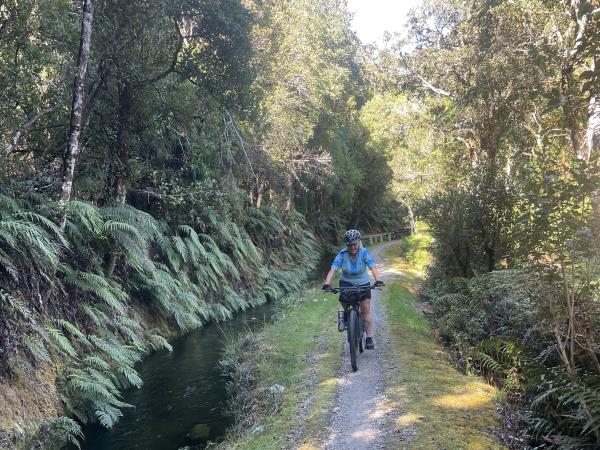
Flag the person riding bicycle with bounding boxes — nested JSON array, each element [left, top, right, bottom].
[[322, 229, 384, 350]]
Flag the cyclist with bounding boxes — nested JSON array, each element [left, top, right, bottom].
[[322, 229, 384, 350]]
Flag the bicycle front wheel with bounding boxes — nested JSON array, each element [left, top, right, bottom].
[[348, 309, 359, 371]]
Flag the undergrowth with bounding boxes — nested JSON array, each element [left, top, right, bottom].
[[422, 231, 600, 447], [382, 240, 505, 449], [0, 186, 318, 449]]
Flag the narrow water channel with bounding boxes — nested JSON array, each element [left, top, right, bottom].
[[83, 301, 278, 450]]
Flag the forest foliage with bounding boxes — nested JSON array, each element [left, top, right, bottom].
[[370, 0, 600, 447], [0, 0, 406, 447]]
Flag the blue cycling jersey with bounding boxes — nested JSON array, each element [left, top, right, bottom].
[[331, 247, 375, 285]]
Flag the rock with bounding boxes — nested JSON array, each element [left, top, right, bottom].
[[11, 426, 23, 441], [188, 423, 211, 440], [269, 384, 285, 394]]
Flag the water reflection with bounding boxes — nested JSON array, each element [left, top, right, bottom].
[[84, 303, 277, 450]]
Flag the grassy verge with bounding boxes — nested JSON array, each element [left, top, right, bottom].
[[218, 287, 343, 449], [381, 240, 504, 449]]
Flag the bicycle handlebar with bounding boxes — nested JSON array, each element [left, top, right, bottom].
[[325, 284, 383, 294]]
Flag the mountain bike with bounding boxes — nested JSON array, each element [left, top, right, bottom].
[[325, 284, 382, 372]]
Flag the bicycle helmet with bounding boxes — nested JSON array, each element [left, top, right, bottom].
[[344, 229, 361, 245]]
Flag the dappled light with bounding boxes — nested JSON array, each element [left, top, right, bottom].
[[433, 383, 496, 410], [396, 412, 421, 427]]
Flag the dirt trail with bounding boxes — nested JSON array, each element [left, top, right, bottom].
[[323, 242, 401, 450]]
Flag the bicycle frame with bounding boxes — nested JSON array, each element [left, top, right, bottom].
[[326, 284, 381, 371]]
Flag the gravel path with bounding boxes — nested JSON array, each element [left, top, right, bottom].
[[323, 243, 401, 450]]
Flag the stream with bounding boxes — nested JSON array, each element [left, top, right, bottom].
[[83, 301, 279, 450]]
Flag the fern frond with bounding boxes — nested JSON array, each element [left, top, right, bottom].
[[83, 355, 111, 372], [117, 366, 143, 388], [46, 327, 77, 357], [95, 403, 124, 429], [148, 334, 173, 352], [67, 200, 103, 235], [82, 305, 110, 327], [0, 192, 20, 213], [22, 335, 51, 362], [60, 319, 91, 347], [63, 268, 127, 314], [0, 289, 32, 320], [48, 416, 83, 450], [16, 210, 70, 248]]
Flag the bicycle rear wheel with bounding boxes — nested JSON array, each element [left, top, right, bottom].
[[348, 309, 359, 371]]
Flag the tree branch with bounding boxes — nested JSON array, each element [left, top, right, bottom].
[[3, 102, 65, 157], [418, 75, 451, 96], [138, 19, 184, 87]]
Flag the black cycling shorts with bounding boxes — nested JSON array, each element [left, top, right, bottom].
[[339, 280, 371, 304]]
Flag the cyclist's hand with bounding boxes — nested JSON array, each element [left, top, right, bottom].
[[322, 283, 332, 291], [374, 280, 385, 287]]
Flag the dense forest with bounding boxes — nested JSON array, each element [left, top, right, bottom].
[[0, 0, 599, 448]]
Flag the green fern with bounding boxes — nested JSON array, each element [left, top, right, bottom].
[[148, 334, 173, 352], [62, 268, 128, 314], [59, 319, 91, 347], [22, 334, 51, 363], [67, 200, 104, 235], [0, 289, 32, 320], [82, 304, 110, 327], [46, 327, 78, 358], [83, 355, 111, 372]]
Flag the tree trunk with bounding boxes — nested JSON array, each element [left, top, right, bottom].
[[586, 57, 600, 232], [285, 172, 293, 211], [113, 84, 133, 203], [399, 198, 416, 235], [58, 0, 94, 227], [256, 180, 266, 208]]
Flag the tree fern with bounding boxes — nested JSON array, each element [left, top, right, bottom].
[[67, 200, 104, 235], [0, 192, 20, 214], [83, 355, 111, 372], [62, 268, 128, 314], [82, 304, 110, 327], [101, 204, 160, 274], [117, 366, 143, 388], [211, 303, 233, 322], [15, 210, 69, 248], [0, 250, 19, 280], [59, 319, 91, 347], [0, 218, 61, 271], [52, 416, 83, 449], [95, 403, 124, 428], [155, 232, 176, 267]]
